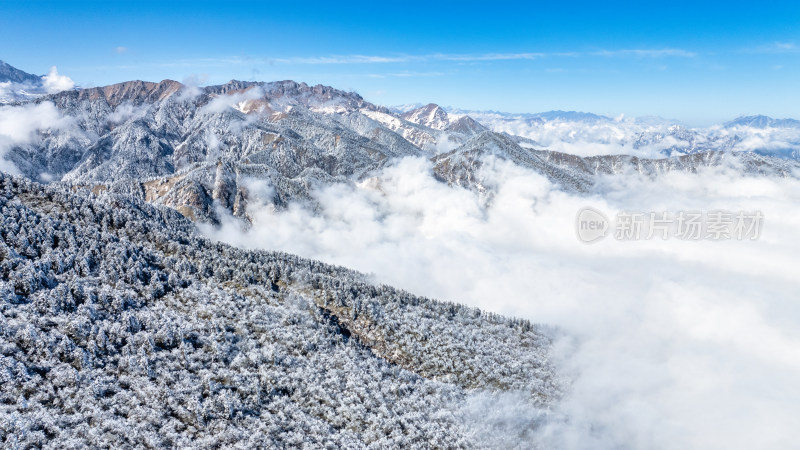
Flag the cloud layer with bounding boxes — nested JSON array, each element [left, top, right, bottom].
[[466, 112, 800, 158], [41, 66, 75, 94], [0, 102, 75, 174], [204, 156, 800, 449]]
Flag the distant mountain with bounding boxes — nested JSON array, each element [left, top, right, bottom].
[[403, 103, 451, 130], [0, 60, 75, 102], [0, 60, 46, 103], [452, 108, 800, 159], [449, 108, 611, 124], [446, 115, 488, 135], [724, 115, 800, 129], [530, 110, 611, 122], [390, 102, 425, 113], [0, 60, 41, 84], [401, 103, 489, 136], [631, 125, 741, 155], [432, 132, 592, 193], [433, 130, 798, 195]]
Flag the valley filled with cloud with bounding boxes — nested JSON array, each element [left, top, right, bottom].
[[206, 155, 800, 448]]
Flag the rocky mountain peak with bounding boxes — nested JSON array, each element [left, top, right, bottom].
[[445, 115, 488, 135], [403, 103, 451, 130]]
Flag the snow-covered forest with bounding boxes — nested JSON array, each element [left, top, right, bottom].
[[0, 172, 560, 448]]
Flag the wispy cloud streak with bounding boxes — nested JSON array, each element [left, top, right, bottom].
[[591, 48, 697, 57], [741, 41, 798, 54], [271, 48, 697, 65], [81, 48, 700, 73]]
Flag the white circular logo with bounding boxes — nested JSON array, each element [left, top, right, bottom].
[[575, 207, 609, 243]]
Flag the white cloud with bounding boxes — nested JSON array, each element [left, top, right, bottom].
[[285, 49, 694, 64], [467, 113, 662, 157], [592, 48, 697, 58], [433, 132, 460, 153], [182, 73, 208, 86], [433, 52, 547, 61], [0, 81, 14, 100], [204, 130, 222, 163], [115, 46, 128, 54], [367, 71, 446, 78], [41, 66, 75, 94], [187, 48, 696, 67], [203, 155, 800, 449], [466, 112, 800, 158], [107, 102, 150, 124], [0, 102, 75, 175], [742, 41, 799, 54], [200, 86, 265, 114], [273, 54, 416, 64]]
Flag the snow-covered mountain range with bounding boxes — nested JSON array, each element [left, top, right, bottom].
[[1, 61, 797, 225], [448, 108, 800, 160]]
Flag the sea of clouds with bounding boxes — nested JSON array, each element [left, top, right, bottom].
[[205, 155, 800, 449]]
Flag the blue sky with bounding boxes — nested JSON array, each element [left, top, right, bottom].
[[1, 0, 799, 125]]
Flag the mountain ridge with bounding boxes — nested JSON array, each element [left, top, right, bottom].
[[0, 60, 42, 84], [724, 114, 800, 129], [0, 59, 798, 226]]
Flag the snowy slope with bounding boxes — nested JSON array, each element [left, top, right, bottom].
[[0, 172, 559, 448]]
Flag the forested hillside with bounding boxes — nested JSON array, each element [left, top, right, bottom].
[[0, 173, 560, 448]]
